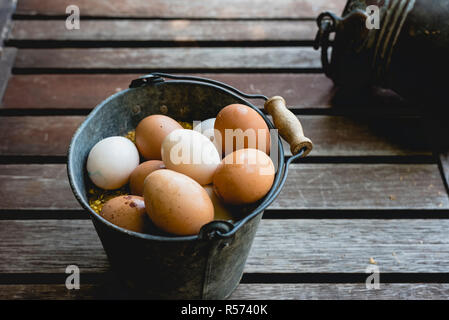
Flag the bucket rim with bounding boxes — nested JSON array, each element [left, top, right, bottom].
[[67, 74, 288, 242]]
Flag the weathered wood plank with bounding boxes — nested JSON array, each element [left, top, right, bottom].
[[281, 115, 430, 157], [0, 48, 17, 101], [15, 0, 346, 19], [0, 220, 107, 274], [2, 219, 449, 274], [0, 116, 431, 157], [1, 283, 449, 300], [13, 47, 321, 70], [0, 164, 77, 210], [0, 164, 447, 211], [271, 163, 449, 210], [231, 283, 449, 300], [0, 116, 84, 156], [9, 20, 317, 42], [1, 74, 335, 110], [1, 73, 414, 115], [248, 219, 449, 273]]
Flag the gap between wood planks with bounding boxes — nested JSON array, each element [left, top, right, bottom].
[[1, 283, 449, 300], [2, 209, 449, 221], [0, 156, 437, 166], [12, 15, 321, 21], [2, 273, 449, 285], [6, 40, 318, 49]]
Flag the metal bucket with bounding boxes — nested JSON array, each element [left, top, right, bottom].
[[67, 73, 312, 299], [314, 0, 449, 107]]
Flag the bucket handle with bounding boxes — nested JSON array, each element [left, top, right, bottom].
[[130, 72, 268, 101], [130, 73, 314, 157]]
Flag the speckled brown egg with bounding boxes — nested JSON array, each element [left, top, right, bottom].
[[129, 160, 165, 196], [135, 115, 183, 160], [143, 169, 214, 236], [214, 104, 270, 156], [213, 148, 275, 205], [100, 195, 147, 233]]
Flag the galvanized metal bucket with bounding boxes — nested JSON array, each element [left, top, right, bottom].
[[67, 73, 312, 299]]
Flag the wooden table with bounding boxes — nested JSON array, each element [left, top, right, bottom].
[[1, 0, 449, 300]]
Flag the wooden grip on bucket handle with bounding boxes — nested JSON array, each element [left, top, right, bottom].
[[264, 96, 313, 157]]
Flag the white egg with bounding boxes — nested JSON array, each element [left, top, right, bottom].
[[161, 129, 221, 185], [87, 136, 140, 190], [203, 185, 234, 221], [193, 118, 220, 152]]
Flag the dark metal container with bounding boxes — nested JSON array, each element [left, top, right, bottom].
[[67, 73, 312, 299], [315, 0, 449, 107]]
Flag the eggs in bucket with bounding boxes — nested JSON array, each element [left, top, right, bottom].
[[86, 103, 276, 236]]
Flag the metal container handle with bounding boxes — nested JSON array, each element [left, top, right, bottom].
[[130, 73, 314, 157], [130, 72, 268, 101]]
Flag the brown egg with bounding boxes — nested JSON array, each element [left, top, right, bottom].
[[143, 170, 214, 236], [214, 104, 270, 156], [100, 195, 147, 233], [129, 160, 165, 196], [213, 148, 275, 205], [135, 115, 183, 160]]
